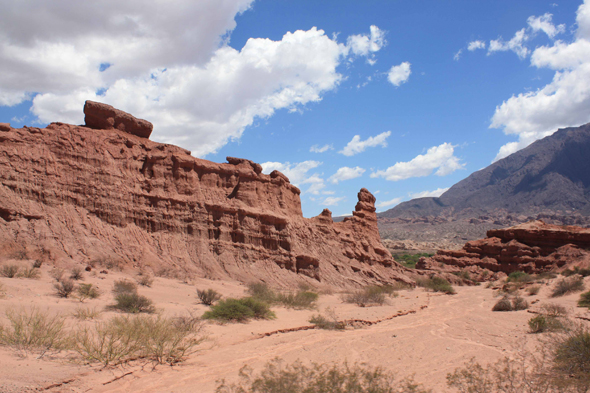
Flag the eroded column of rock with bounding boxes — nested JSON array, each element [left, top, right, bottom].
[[0, 102, 412, 288], [417, 221, 590, 278]]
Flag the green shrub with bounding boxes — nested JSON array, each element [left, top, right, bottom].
[[77, 283, 101, 300], [54, 279, 76, 298], [552, 326, 590, 388], [579, 291, 590, 308], [275, 291, 319, 309], [18, 266, 40, 279], [541, 303, 568, 318], [0, 308, 68, 352], [197, 288, 222, 305], [0, 264, 20, 278], [528, 315, 548, 333], [202, 297, 275, 322], [551, 276, 585, 297], [112, 279, 138, 295], [507, 271, 532, 283], [343, 286, 387, 307], [72, 307, 102, 321], [393, 253, 433, 269], [562, 267, 590, 277], [247, 282, 276, 304], [309, 308, 346, 331], [111, 292, 156, 313], [215, 358, 431, 393], [417, 277, 455, 294]]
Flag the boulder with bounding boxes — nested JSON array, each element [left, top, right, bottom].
[[83, 100, 153, 138]]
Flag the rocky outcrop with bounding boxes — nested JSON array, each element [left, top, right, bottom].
[[417, 221, 590, 278], [84, 100, 153, 138], [0, 102, 412, 288]]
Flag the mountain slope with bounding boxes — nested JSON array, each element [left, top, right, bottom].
[[380, 122, 590, 219]]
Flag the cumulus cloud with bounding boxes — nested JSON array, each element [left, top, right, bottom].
[[321, 196, 346, 206], [488, 29, 530, 59], [328, 166, 365, 184], [491, 1, 590, 161], [454, 49, 463, 61], [370, 143, 463, 181], [310, 144, 333, 153], [346, 25, 386, 63], [468, 40, 486, 51], [339, 131, 391, 156], [0, 2, 386, 157], [376, 197, 402, 209], [409, 187, 449, 199], [527, 13, 565, 38], [387, 62, 411, 86], [261, 160, 326, 194]]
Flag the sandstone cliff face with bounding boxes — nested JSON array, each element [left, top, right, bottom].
[[0, 102, 411, 288], [417, 221, 590, 278]]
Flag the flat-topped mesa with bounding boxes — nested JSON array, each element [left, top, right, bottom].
[[0, 102, 412, 288], [84, 100, 153, 138], [417, 220, 590, 278]]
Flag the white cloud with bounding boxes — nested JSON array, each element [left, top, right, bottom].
[[339, 131, 391, 156], [491, 0, 590, 161], [321, 196, 345, 206], [310, 144, 333, 153], [376, 197, 402, 209], [527, 13, 565, 38], [409, 187, 449, 199], [370, 143, 464, 181], [454, 49, 463, 61], [346, 25, 386, 62], [387, 62, 411, 86], [468, 40, 486, 51], [261, 160, 326, 194], [0, 2, 386, 157], [328, 166, 365, 184], [488, 28, 530, 59]]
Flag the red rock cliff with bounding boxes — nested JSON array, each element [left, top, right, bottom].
[[0, 102, 412, 288]]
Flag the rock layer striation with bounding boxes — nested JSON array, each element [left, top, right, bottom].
[[0, 102, 411, 288]]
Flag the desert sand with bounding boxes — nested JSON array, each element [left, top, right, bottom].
[[1, 262, 589, 393]]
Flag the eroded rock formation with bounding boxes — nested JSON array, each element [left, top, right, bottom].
[[0, 101, 412, 288], [417, 221, 590, 279]]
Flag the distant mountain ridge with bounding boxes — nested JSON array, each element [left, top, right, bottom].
[[380, 122, 590, 220]]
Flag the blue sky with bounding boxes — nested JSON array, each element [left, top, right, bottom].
[[1, 0, 588, 217]]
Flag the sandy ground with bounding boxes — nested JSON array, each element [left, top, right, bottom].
[[1, 262, 589, 393]]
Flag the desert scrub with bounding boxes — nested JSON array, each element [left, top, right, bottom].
[[309, 308, 345, 330], [137, 273, 154, 287], [202, 297, 275, 322], [197, 288, 222, 305], [492, 295, 528, 312], [0, 264, 20, 278], [72, 306, 102, 321], [54, 278, 76, 298], [0, 308, 68, 353], [526, 285, 541, 296], [417, 277, 455, 294], [112, 279, 137, 295], [69, 266, 84, 280], [247, 282, 276, 304], [562, 267, 590, 277], [506, 271, 532, 283], [579, 291, 590, 308], [77, 283, 101, 300], [343, 285, 388, 307], [393, 253, 432, 269], [551, 275, 585, 297], [73, 314, 204, 366], [111, 292, 156, 313], [215, 358, 431, 393], [248, 282, 319, 309], [18, 265, 41, 279]]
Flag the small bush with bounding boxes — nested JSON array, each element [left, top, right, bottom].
[[512, 296, 529, 311], [247, 282, 276, 304], [528, 315, 549, 333], [202, 297, 275, 322], [344, 286, 387, 307], [0, 308, 68, 352], [541, 303, 568, 318], [77, 283, 101, 300], [492, 296, 514, 312], [309, 308, 345, 330], [417, 277, 455, 294], [552, 325, 590, 386], [54, 279, 76, 298], [112, 279, 137, 296], [551, 276, 585, 297], [72, 307, 102, 321], [216, 358, 430, 393], [70, 267, 84, 280], [18, 266, 40, 279], [393, 253, 433, 269], [32, 260, 42, 268], [0, 264, 20, 278], [137, 274, 154, 287], [563, 267, 590, 277], [275, 291, 319, 309], [526, 285, 540, 296], [111, 292, 156, 314], [50, 268, 65, 282], [197, 288, 222, 305], [507, 271, 532, 283], [579, 291, 590, 308]]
